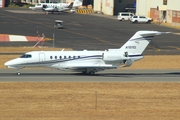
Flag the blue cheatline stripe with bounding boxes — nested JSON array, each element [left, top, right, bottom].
[[128, 54, 143, 57], [13, 54, 143, 67], [15, 55, 102, 66], [130, 36, 154, 41]]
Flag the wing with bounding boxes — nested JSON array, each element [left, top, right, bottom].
[[61, 64, 117, 72], [57, 8, 70, 12]]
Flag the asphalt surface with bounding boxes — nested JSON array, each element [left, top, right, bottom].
[[0, 69, 180, 82], [0, 8, 180, 55]]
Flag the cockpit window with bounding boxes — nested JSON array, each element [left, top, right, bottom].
[[20, 54, 32, 58]]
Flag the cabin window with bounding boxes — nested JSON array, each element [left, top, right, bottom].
[[20, 54, 32, 58], [55, 56, 57, 59], [59, 56, 62, 59], [50, 56, 53, 59], [78, 56, 80, 58], [73, 56, 76, 59], [64, 56, 66, 59], [26, 55, 32, 58], [69, 56, 71, 59]]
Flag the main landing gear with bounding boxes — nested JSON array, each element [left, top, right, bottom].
[[82, 69, 95, 75]]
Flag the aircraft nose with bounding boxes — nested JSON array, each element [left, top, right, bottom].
[[4, 58, 21, 68], [4, 61, 11, 66], [4, 60, 15, 66]]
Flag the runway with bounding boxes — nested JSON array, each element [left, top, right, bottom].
[[0, 69, 180, 82]]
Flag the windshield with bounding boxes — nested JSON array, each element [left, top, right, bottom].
[[20, 54, 32, 58]]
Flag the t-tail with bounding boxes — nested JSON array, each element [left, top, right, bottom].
[[119, 31, 170, 67], [120, 31, 170, 54], [68, 2, 74, 9]]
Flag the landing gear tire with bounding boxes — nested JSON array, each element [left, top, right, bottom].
[[134, 20, 138, 23], [82, 71, 87, 75], [17, 72, 21, 75], [89, 71, 95, 75], [17, 69, 21, 75], [146, 20, 151, 24]]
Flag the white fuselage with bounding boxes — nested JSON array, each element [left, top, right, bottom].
[[29, 0, 82, 10], [29, 3, 69, 10], [4, 50, 143, 72]]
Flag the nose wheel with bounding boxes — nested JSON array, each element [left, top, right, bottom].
[[17, 72, 21, 75], [17, 69, 21, 75], [89, 71, 95, 75]]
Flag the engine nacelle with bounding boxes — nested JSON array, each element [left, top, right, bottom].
[[102, 51, 128, 62], [123, 59, 134, 67]]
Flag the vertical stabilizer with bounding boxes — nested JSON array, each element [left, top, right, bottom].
[[73, 0, 82, 8], [120, 31, 168, 54]]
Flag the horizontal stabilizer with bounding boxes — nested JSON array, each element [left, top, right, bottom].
[[138, 31, 171, 37]]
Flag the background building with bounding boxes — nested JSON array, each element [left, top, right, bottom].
[[0, 0, 5, 7], [94, 0, 135, 15], [136, 0, 180, 26]]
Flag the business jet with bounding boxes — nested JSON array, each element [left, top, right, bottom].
[[29, 0, 82, 11], [4, 31, 170, 75], [43, 2, 74, 13]]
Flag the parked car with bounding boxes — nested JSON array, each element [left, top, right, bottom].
[[117, 12, 134, 21], [130, 16, 152, 23]]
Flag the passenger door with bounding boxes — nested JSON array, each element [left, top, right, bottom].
[[39, 53, 45, 62]]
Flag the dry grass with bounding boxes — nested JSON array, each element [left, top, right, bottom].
[[0, 82, 180, 120], [128, 55, 180, 69], [1, 47, 180, 119], [0, 47, 72, 52]]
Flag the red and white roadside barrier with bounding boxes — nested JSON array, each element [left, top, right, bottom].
[[0, 34, 44, 42]]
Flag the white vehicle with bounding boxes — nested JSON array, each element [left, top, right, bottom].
[[54, 20, 63, 29], [130, 15, 152, 23], [117, 12, 134, 21], [4, 31, 169, 75], [29, 0, 82, 11]]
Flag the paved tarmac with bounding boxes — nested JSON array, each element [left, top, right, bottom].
[[0, 69, 180, 82], [0, 8, 180, 55]]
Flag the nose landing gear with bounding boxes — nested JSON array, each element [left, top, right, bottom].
[[17, 72, 21, 75], [17, 68, 21, 75]]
